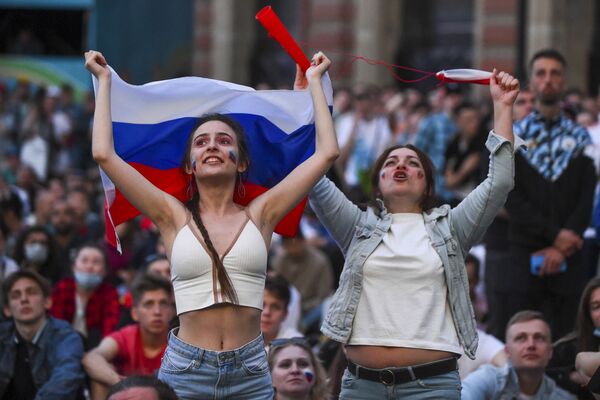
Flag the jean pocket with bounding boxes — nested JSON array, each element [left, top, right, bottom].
[[241, 349, 269, 376], [160, 348, 197, 374]]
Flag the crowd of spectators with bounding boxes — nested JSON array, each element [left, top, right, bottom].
[[1, 47, 600, 399]]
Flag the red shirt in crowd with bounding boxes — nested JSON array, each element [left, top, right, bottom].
[[108, 324, 166, 376], [50, 277, 120, 341]]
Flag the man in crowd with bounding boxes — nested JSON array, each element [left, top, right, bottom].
[[492, 49, 596, 340], [462, 310, 574, 399], [83, 274, 175, 400], [0, 269, 85, 399], [261, 275, 302, 348]]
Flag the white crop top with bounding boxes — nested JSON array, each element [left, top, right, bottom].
[[170, 212, 268, 315]]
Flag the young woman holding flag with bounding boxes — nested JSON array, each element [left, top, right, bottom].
[[85, 50, 338, 399]]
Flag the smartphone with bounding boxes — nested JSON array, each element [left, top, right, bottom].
[[530, 254, 567, 276]]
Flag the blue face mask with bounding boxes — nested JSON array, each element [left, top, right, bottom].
[[594, 328, 600, 338], [74, 271, 103, 290]]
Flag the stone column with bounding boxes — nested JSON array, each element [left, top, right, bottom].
[[353, 0, 402, 86], [527, 0, 593, 90]]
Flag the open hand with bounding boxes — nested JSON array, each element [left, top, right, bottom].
[[84, 50, 110, 80], [489, 69, 519, 107]]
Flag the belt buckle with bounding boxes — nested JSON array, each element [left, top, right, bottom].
[[379, 369, 395, 386]]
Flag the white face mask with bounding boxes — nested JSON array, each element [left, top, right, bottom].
[[24, 243, 49, 264]]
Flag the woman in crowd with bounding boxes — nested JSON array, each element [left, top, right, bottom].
[[269, 338, 330, 400], [548, 277, 600, 399], [302, 69, 519, 398], [84, 49, 338, 400], [13, 225, 65, 284]]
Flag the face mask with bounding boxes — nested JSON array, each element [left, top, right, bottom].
[[594, 328, 600, 338], [24, 243, 49, 264], [74, 271, 103, 290]]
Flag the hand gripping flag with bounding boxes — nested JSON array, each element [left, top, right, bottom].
[[93, 69, 333, 252]]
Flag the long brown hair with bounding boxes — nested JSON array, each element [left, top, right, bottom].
[[575, 277, 600, 351], [368, 144, 437, 212], [182, 114, 251, 304]]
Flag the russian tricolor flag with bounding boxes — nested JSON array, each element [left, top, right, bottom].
[[93, 68, 333, 252]]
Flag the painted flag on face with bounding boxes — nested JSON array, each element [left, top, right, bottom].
[[92, 68, 333, 252]]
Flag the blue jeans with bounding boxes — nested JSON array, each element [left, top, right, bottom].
[[157, 329, 274, 400], [339, 369, 461, 399]]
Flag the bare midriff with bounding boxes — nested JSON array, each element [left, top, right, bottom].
[[177, 304, 261, 350], [345, 345, 456, 369]]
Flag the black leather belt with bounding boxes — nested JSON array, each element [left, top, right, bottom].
[[347, 357, 458, 386]]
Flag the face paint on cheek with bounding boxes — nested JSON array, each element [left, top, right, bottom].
[[191, 160, 197, 172], [417, 171, 424, 179], [229, 150, 237, 164], [303, 368, 314, 383], [380, 171, 385, 179]]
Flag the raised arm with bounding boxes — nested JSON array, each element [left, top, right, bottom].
[[450, 70, 519, 252], [250, 52, 339, 234], [85, 51, 184, 233]]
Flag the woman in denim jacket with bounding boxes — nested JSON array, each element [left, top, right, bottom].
[[308, 70, 520, 399]]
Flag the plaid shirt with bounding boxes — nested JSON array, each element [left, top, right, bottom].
[[50, 278, 120, 339]]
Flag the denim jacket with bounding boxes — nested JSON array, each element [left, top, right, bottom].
[[461, 364, 576, 400], [309, 132, 515, 359], [0, 316, 85, 399]]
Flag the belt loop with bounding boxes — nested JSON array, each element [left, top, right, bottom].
[[355, 363, 361, 378], [198, 349, 205, 366], [407, 366, 416, 381]]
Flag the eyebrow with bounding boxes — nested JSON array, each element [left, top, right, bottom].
[[385, 155, 420, 162], [193, 132, 233, 139]]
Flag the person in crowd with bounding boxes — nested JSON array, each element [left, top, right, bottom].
[[462, 310, 575, 399], [415, 83, 464, 203], [0, 269, 85, 399], [83, 274, 175, 400], [298, 67, 519, 398], [499, 49, 596, 341], [49, 198, 86, 267], [513, 86, 535, 122], [334, 83, 392, 203], [0, 177, 25, 254], [51, 243, 120, 348], [271, 230, 334, 327], [0, 219, 18, 281], [547, 277, 600, 398], [24, 189, 56, 227], [444, 101, 486, 206], [106, 375, 178, 400], [262, 275, 303, 348], [459, 254, 507, 379], [144, 253, 171, 281], [85, 49, 338, 399], [268, 337, 330, 400], [67, 188, 103, 240], [12, 225, 66, 285]]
